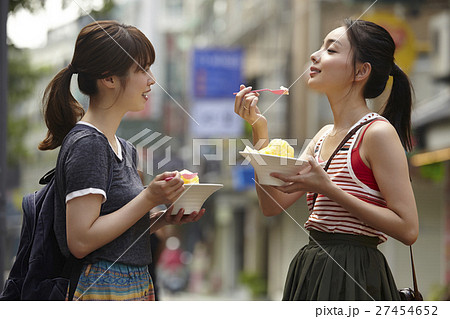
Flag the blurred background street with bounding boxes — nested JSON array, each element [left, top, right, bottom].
[[1, 0, 450, 301]]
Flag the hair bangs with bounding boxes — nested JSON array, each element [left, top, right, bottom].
[[128, 28, 156, 72]]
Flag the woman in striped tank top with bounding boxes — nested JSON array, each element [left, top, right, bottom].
[[234, 19, 418, 300]]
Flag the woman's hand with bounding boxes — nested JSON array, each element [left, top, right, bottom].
[[149, 207, 206, 233], [234, 84, 267, 129], [145, 171, 185, 206], [271, 157, 334, 195], [164, 206, 206, 225]]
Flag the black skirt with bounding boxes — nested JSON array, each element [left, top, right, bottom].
[[282, 230, 401, 301]]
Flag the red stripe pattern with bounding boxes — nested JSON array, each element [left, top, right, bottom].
[[305, 113, 388, 242]]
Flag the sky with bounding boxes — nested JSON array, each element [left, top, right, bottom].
[[7, 0, 104, 49]]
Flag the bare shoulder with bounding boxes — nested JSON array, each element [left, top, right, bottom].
[[363, 120, 405, 162], [300, 124, 333, 159], [315, 124, 333, 140], [364, 120, 401, 146], [310, 124, 334, 147]]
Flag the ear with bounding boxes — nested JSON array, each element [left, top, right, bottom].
[[355, 62, 371, 82], [99, 76, 116, 89]]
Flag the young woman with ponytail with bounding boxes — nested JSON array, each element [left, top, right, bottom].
[[40, 20, 204, 300], [234, 19, 418, 300]]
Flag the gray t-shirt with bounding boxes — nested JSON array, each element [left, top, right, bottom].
[[54, 123, 152, 266]]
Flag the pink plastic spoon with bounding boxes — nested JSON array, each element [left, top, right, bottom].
[[233, 88, 289, 95]]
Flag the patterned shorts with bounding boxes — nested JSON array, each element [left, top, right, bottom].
[[68, 260, 155, 301]]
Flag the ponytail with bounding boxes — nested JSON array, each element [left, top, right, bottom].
[[38, 65, 85, 150], [381, 64, 413, 152], [343, 20, 414, 152]]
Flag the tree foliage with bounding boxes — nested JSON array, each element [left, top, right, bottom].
[[8, 0, 45, 13], [9, 0, 115, 16], [7, 45, 51, 165]]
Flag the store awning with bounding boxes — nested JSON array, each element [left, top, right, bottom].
[[411, 88, 450, 166], [412, 88, 450, 128]]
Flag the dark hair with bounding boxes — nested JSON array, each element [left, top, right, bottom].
[[344, 19, 413, 151], [39, 20, 156, 150]]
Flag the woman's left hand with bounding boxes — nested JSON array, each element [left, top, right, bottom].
[[271, 156, 334, 195], [163, 206, 206, 225]]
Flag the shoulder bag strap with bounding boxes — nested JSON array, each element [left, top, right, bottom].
[[409, 245, 423, 300], [311, 119, 375, 209]]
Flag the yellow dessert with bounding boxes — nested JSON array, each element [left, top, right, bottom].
[[258, 139, 294, 158], [180, 169, 199, 184]]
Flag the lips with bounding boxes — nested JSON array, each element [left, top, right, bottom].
[[310, 66, 321, 74], [309, 66, 321, 78], [142, 89, 151, 100]]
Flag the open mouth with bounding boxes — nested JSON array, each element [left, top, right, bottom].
[[310, 66, 321, 74], [142, 90, 151, 100]]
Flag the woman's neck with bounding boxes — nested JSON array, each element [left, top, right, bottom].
[[81, 103, 124, 144], [327, 91, 371, 131]]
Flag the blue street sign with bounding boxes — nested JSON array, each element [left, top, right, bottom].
[[232, 165, 255, 191], [193, 48, 243, 98]]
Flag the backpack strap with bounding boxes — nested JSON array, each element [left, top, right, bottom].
[[63, 255, 84, 301], [39, 168, 55, 185]]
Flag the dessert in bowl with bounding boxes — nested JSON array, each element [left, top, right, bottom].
[[170, 170, 223, 215], [239, 139, 309, 186]]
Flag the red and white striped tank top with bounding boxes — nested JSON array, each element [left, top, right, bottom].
[[304, 113, 388, 242]]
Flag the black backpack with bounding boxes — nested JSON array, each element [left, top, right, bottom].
[[0, 169, 83, 300], [0, 126, 114, 301]]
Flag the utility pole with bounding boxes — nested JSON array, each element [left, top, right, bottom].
[[0, 0, 9, 290]]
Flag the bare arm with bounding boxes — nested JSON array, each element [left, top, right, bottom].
[[357, 121, 418, 244], [234, 85, 327, 216], [66, 171, 185, 258]]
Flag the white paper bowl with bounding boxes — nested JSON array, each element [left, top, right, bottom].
[[239, 151, 309, 186], [171, 183, 223, 215]]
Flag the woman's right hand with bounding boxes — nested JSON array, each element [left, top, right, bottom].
[[145, 171, 185, 206], [234, 84, 267, 129]]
